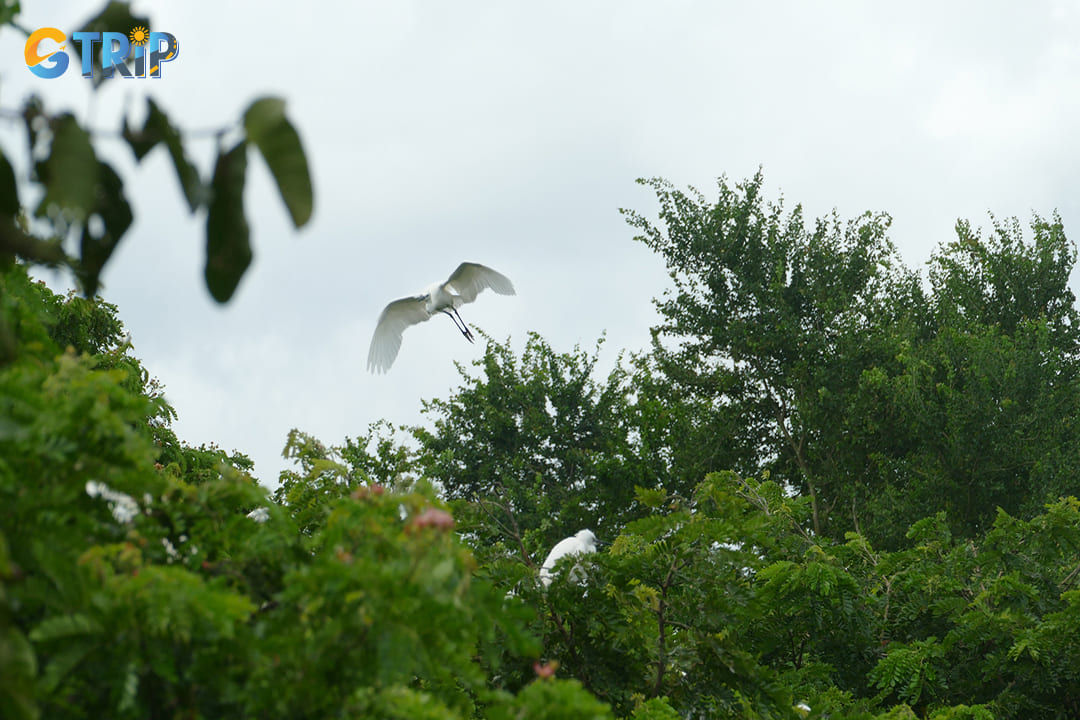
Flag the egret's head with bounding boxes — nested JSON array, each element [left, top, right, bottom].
[[576, 529, 599, 550]]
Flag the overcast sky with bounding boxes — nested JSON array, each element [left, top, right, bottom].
[[5, 1, 1080, 488]]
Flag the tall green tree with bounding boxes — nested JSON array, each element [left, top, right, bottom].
[[929, 215, 1080, 341], [625, 172, 1080, 548], [623, 171, 924, 540], [848, 214, 1080, 544], [415, 333, 656, 558]]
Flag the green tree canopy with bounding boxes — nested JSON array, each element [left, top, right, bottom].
[[414, 333, 656, 557], [623, 171, 1080, 548], [0, 261, 620, 720]]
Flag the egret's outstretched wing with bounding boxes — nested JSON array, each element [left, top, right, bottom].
[[367, 296, 430, 373], [446, 262, 515, 304]]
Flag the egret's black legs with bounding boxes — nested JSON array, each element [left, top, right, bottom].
[[441, 309, 475, 343], [452, 308, 475, 342]]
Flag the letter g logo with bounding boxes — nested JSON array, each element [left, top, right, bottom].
[[26, 27, 70, 78]]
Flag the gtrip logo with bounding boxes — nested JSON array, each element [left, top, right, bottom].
[[25, 26, 179, 79]]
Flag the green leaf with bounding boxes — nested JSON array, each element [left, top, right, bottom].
[[0, 147, 18, 218], [377, 624, 419, 684], [28, 614, 102, 643], [20, 96, 45, 167], [74, 1, 150, 89], [0, 0, 21, 26], [123, 100, 203, 212], [243, 97, 287, 140], [0, 531, 9, 578], [121, 116, 157, 161], [150, 100, 203, 212], [39, 642, 96, 694], [0, 626, 38, 720], [630, 697, 681, 720], [78, 161, 133, 296], [506, 678, 615, 719], [204, 142, 251, 303], [243, 96, 313, 228], [634, 485, 668, 510], [35, 115, 98, 223]]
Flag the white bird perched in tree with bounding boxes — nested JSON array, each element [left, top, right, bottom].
[[540, 529, 600, 587], [367, 262, 515, 373], [246, 507, 270, 523]]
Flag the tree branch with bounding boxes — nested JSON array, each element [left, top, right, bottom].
[[0, 219, 69, 267], [653, 553, 683, 697], [747, 354, 821, 534]]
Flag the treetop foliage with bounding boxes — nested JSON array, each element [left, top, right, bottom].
[[623, 170, 1080, 549]]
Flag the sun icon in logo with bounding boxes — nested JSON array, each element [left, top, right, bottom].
[[129, 26, 149, 46]]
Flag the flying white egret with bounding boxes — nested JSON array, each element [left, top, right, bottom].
[[367, 262, 515, 373], [540, 529, 600, 587]]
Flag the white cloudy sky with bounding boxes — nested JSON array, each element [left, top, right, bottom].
[[5, 1, 1080, 488]]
